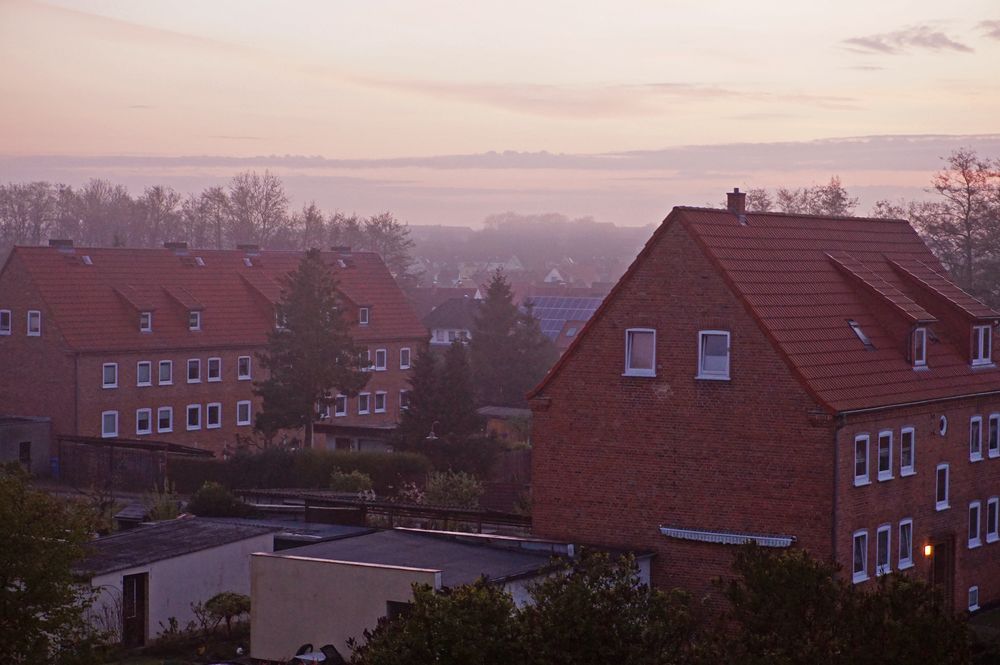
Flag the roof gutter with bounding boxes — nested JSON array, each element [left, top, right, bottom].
[[838, 388, 1000, 417]]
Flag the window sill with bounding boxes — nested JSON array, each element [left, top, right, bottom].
[[898, 561, 914, 571], [238, 376, 252, 381], [137, 382, 152, 388], [695, 373, 730, 381], [103, 385, 117, 390], [854, 478, 871, 487], [971, 362, 996, 370], [878, 473, 894, 482], [159, 382, 173, 386], [852, 573, 869, 584], [989, 451, 1000, 459], [136, 431, 151, 437], [875, 567, 892, 577], [208, 378, 222, 383], [158, 429, 173, 434], [187, 380, 201, 384], [335, 413, 346, 418], [207, 424, 221, 430], [623, 370, 656, 378], [936, 502, 950, 512], [987, 534, 999, 544], [236, 422, 250, 427], [969, 540, 982, 549], [971, 455, 984, 463], [900, 469, 916, 477], [913, 364, 929, 372]]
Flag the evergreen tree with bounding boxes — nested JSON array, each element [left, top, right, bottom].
[[394, 347, 442, 446], [255, 249, 368, 448], [436, 341, 480, 440]]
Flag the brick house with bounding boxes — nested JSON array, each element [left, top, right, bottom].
[[0, 242, 426, 457], [530, 190, 1000, 612]]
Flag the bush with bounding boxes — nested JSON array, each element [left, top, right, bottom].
[[402, 434, 501, 478], [330, 469, 374, 492], [424, 470, 483, 508], [186, 482, 251, 517]]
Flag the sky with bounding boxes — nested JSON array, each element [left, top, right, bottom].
[[1, 0, 999, 226]]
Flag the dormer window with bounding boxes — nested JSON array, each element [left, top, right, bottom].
[[188, 310, 202, 331], [972, 324, 992, 366], [912, 327, 926, 368], [140, 311, 152, 332], [359, 307, 370, 326]]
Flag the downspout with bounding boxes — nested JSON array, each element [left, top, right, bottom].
[[832, 413, 848, 566]]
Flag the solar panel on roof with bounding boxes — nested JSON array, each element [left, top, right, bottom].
[[521, 296, 603, 340]]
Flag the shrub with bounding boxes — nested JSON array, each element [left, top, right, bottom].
[[330, 469, 374, 492], [145, 479, 181, 521], [424, 470, 483, 508], [204, 592, 251, 638], [186, 482, 250, 517]]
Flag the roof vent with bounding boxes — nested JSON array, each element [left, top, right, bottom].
[[49, 238, 74, 253], [727, 187, 747, 216]]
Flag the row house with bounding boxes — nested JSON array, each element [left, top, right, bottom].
[[530, 189, 1000, 612], [0, 241, 426, 457]]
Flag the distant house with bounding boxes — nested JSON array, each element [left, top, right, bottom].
[[0, 415, 51, 475], [423, 296, 480, 347], [531, 189, 1000, 612], [409, 286, 482, 319]]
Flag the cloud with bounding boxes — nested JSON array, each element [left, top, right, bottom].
[[980, 20, 1000, 40], [843, 25, 973, 54]]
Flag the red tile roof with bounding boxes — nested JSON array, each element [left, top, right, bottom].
[[6, 246, 426, 353]]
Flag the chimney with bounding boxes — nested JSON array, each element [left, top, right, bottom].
[[726, 188, 746, 215], [48, 238, 74, 252]]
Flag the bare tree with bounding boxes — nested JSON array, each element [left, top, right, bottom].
[[226, 170, 289, 247], [134, 185, 182, 247], [293, 202, 325, 250], [774, 176, 858, 216], [328, 211, 366, 249], [362, 211, 415, 276], [745, 187, 773, 212]]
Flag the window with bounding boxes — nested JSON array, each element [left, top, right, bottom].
[[374, 391, 387, 413], [206, 402, 220, 428], [238, 356, 252, 380], [876, 524, 891, 575], [27, 310, 41, 336], [939, 415, 948, 436], [400, 389, 410, 411], [970, 501, 982, 548], [358, 393, 371, 414], [102, 363, 118, 389], [973, 324, 992, 366], [848, 319, 874, 350], [159, 360, 173, 385], [969, 586, 980, 612], [186, 404, 201, 431], [971, 416, 983, 462], [157, 407, 173, 433], [400, 347, 411, 369], [990, 415, 1000, 458], [854, 434, 870, 486], [877, 430, 893, 481], [137, 361, 152, 387], [987, 497, 999, 544], [335, 395, 347, 417], [361, 349, 373, 371], [207, 357, 221, 382], [624, 328, 656, 377], [189, 310, 202, 331], [697, 330, 730, 380], [375, 349, 387, 371], [936, 464, 950, 510], [852, 530, 868, 583], [898, 519, 914, 570], [101, 411, 118, 438], [359, 307, 370, 325], [236, 400, 251, 426], [913, 327, 927, 367], [0, 309, 10, 335], [187, 359, 201, 383], [139, 311, 152, 332], [136, 408, 152, 436], [900, 427, 915, 476]]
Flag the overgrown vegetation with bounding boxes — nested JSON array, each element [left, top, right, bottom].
[[423, 471, 484, 509], [185, 482, 250, 517], [329, 470, 374, 493]]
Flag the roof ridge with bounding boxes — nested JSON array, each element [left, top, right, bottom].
[[674, 206, 910, 224]]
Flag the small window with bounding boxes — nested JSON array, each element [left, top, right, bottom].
[[335, 395, 347, 417], [900, 427, 915, 476], [400, 389, 410, 411], [876, 524, 891, 575], [358, 393, 371, 414], [188, 310, 202, 331], [102, 363, 118, 389], [973, 324, 992, 366], [362, 349, 373, 371], [847, 319, 874, 350], [375, 349, 387, 371], [158, 360, 173, 385], [207, 357, 221, 382], [359, 307, 370, 325], [186, 404, 201, 431], [27, 310, 41, 336], [137, 361, 152, 387], [989, 415, 1000, 458], [969, 586, 980, 612], [852, 530, 868, 583], [238, 356, 252, 380], [101, 411, 118, 438], [0, 309, 11, 335], [139, 311, 152, 332], [274, 308, 288, 330], [898, 519, 914, 570], [697, 330, 730, 380], [854, 434, 870, 486], [400, 347, 411, 370], [936, 464, 950, 511], [374, 391, 387, 413], [205, 403, 221, 429], [624, 328, 656, 377], [913, 327, 927, 368], [877, 430, 893, 481], [157, 407, 173, 433], [939, 415, 948, 436], [236, 400, 251, 426], [187, 359, 201, 383], [987, 497, 999, 544], [970, 416, 983, 462], [970, 501, 982, 548], [136, 408, 152, 436]]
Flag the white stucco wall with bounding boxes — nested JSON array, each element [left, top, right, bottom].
[[89, 531, 275, 643]]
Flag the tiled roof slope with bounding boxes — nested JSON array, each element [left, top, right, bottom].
[[6, 246, 426, 352]]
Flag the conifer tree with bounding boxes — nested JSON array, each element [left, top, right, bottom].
[[394, 347, 442, 446], [395, 342, 480, 446]]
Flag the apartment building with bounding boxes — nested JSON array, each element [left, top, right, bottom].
[[0, 241, 426, 456]]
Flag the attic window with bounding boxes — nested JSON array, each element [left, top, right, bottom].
[[359, 307, 370, 326], [244, 257, 253, 267], [81, 255, 93, 265], [139, 311, 152, 333], [624, 328, 656, 377], [972, 325, 992, 367], [913, 327, 927, 369], [337, 259, 348, 268], [188, 310, 202, 331], [847, 319, 874, 350], [194, 256, 205, 267], [566, 327, 578, 337]]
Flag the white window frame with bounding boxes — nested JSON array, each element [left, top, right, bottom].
[[186, 404, 201, 431], [136, 361, 152, 387], [936, 463, 950, 511], [852, 529, 868, 584], [237, 355, 252, 380], [374, 391, 387, 413], [877, 430, 893, 481], [359, 307, 370, 326], [970, 501, 982, 548], [101, 410, 118, 438], [135, 408, 152, 436], [696, 330, 731, 380], [158, 360, 173, 385], [207, 357, 222, 382], [140, 311, 152, 332], [912, 327, 927, 368], [400, 389, 410, 411], [0, 309, 11, 335], [157, 406, 173, 433], [624, 328, 656, 377], [358, 392, 371, 415], [187, 358, 201, 384], [236, 400, 252, 426], [969, 586, 980, 612], [900, 426, 916, 476], [970, 416, 983, 462], [987, 497, 999, 544], [206, 402, 221, 429], [335, 395, 347, 417], [898, 519, 914, 570], [973, 324, 992, 366], [400, 347, 411, 369], [875, 524, 892, 576], [990, 414, 1000, 459], [854, 434, 870, 486], [102, 362, 118, 389], [375, 348, 387, 371], [189, 310, 202, 331], [27, 309, 41, 336]]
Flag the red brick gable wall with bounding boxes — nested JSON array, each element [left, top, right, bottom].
[[531, 218, 834, 599]]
